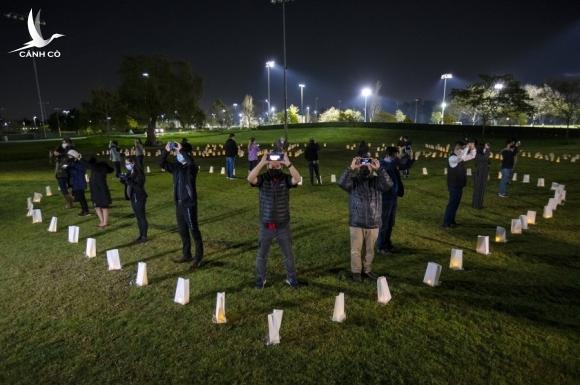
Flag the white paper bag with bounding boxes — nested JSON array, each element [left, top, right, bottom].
[[423, 262, 442, 286], [85, 174, 90, 183], [266, 309, 283, 345], [48, 217, 58, 232], [550, 182, 559, 191], [476, 235, 490, 255], [331, 293, 346, 322], [220, 167, 225, 175], [27, 197, 32, 210], [519, 215, 528, 230], [32, 209, 42, 224], [136, 262, 148, 286], [422, 167, 428, 175], [85, 238, 96, 258], [522, 174, 530, 183], [543, 205, 553, 219], [213, 292, 227, 324], [377, 276, 392, 304], [497, 171, 502, 179], [174, 278, 190, 305], [209, 166, 214, 174], [495, 226, 507, 243], [450, 248, 463, 270], [45, 186, 53, 196], [548, 198, 558, 211], [146, 166, 151, 174], [466, 168, 472, 176], [511, 219, 522, 234], [537, 178, 544, 187], [330, 174, 337, 183], [33, 192, 42, 203], [68, 226, 79, 243], [512, 173, 518, 182], [298, 176, 303, 186], [106, 249, 122, 270], [526, 210, 536, 225], [444, 168, 448, 175]]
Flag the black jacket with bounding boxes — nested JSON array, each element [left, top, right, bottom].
[[252, 170, 296, 224], [160, 150, 198, 207], [305, 142, 320, 162], [447, 156, 467, 188], [224, 138, 238, 158], [338, 168, 393, 228], [121, 167, 148, 201]]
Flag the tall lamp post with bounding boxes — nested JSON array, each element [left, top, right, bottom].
[[265, 60, 275, 123], [440, 73, 453, 124], [271, 0, 291, 140], [361, 87, 372, 122], [298, 83, 305, 122]]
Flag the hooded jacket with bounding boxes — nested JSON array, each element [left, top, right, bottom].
[[338, 167, 393, 228], [160, 150, 198, 207]]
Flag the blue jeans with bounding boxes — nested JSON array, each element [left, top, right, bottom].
[[376, 197, 397, 250], [498, 168, 512, 195], [226, 157, 235, 178], [443, 186, 463, 226], [255, 223, 297, 284]]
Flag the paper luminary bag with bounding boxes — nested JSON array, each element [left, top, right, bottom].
[[522, 174, 530, 183], [146, 166, 151, 174], [526, 210, 536, 225], [537, 178, 545, 187], [33, 192, 43, 203], [331, 292, 346, 323], [543, 205, 553, 219], [449, 248, 463, 270], [68, 226, 80, 243], [377, 276, 392, 305], [495, 226, 507, 243], [106, 249, 122, 270], [550, 182, 559, 190], [330, 174, 337, 183], [422, 167, 428, 175], [233, 169, 236, 176], [220, 167, 225, 175], [85, 174, 90, 183], [511, 219, 523, 234], [497, 171, 502, 179], [466, 168, 472, 176], [512, 173, 518, 182], [476, 235, 490, 255], [136, 262, 148, 287], [48, 217, 58, 232], [85, 238, 96, 258], [548, 198, 558, 211], [444, 168, 448, 175], [209, 166, 214, 174], [26, 197, 32, 210], [45, 186, 53, 196], [212, 292, 227, 324], [32, 209, 42, 224], [266, 309, 284, 345], [174, 278, 190, 305], [298, 176, 303, 186], [423, 262, 442, 287], [519, 215, 529, 230]]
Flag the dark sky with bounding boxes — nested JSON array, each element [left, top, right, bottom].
[[0, 0, 579, 119]]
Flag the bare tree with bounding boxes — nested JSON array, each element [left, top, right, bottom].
[[241, 95, 254, 128], [369, 81, 382, 122]]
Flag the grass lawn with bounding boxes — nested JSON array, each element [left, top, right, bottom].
[[0, 126, 579, 385]]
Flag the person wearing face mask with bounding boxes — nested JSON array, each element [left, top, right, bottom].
[[66, 149, 90, 216], [376, 147, 404, 256], [120, 156, 148, 243], [86, 156, 114, 228], [134, 138, 145, 169], [338, 148, 393, 283], [442, 141, 473, 229], [247, 149, 302, 289], [52, 138, 74, 209], [109, 140, 122, 177], [161, 140, 204, 269]]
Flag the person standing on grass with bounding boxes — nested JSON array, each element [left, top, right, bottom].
[[498, 139, 517, 198], [472, 141, 491, 209], [120, 156, 148, 243], [224, 133, 238, 179], [338, 151, 392, 283], [398, 136, 414, 178], [305, 138, 321, 185], [134, 138, 145, 169], [66, 149, 90, 217], [247, 137, 260, 171], [109, 140, 122, 177], [247, 150, 302, 289], [376, 146, 404, 256], [52, 137, 74, 209], [442, 141, 475, 229], [87, 157, 114, 228], [161, 140, 204, 270]]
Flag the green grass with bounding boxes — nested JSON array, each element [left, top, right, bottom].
[[0, 126, 579, 385]]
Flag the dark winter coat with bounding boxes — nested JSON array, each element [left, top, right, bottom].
[[160, 150, 198, 208], [68, 160, 87, 191], [87, 160, 113, 208], [252, 170, 296, 225], [305, 142, 320, 162], [224, 138, 238, 158]]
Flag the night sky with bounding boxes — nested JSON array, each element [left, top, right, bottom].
[[0, 0, 579, 119]]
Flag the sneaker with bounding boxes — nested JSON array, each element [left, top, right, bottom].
[[352, 273, 362, 283], [255, 278, 266, 289], [497, 193, 508, 198], [78, 212, 90, 217], [285, 278, 299, 289], [364, 271, 379, 280]]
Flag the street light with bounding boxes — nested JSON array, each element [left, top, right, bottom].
[[298, 83, 305, 122], [265, 60, 275, 122], [494, 83, 504, 91], [440, 73, 453, 124], [142, 72, 150, 78], [33, 116, 37, 130], [271, 0, 291, 139], [361, 87, 372, 122]]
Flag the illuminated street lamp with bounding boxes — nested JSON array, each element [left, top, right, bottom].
[[298, 83, 305, 122], [494, 83, 504, 91], [440, 73, 453, 124], [265, 60, 275, 122], [361, 87, 372, 122], [142, 72, 150, 78]]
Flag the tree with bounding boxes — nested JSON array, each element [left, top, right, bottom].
[[81, 88, 124, 131], [395, 109, 406, 123], [319, 107, 341, 122], [287, 105, 300, 124], [210, 99, 229, 127], [241, 95, 254, 128], [373, 111, 397, 123], [450, 74, 534, 136], [524, 84, 550, 125], [118, 55, 203, 144], [369, 81, 382, 122], [339, 109, 362, 122], [545, 77, 580, 130]]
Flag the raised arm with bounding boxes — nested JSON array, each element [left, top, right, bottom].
[[247, 152, 268, 185], [281, 153, 301, 185], [160, 142, 176, 173]]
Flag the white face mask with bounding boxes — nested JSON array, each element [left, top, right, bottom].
[[125, 163, 134, 171], [61, 143, 68, 149]]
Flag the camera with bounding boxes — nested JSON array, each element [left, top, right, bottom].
[[359, 158, 371, 165], [168, 142, 178, 150], [267, 152, 283, 161]]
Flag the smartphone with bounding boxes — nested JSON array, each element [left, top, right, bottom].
[[360, 158, 371, 165], [268, 152, 282, 161]]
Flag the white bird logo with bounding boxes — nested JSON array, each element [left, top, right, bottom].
[[9, 9, 64, 53]]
